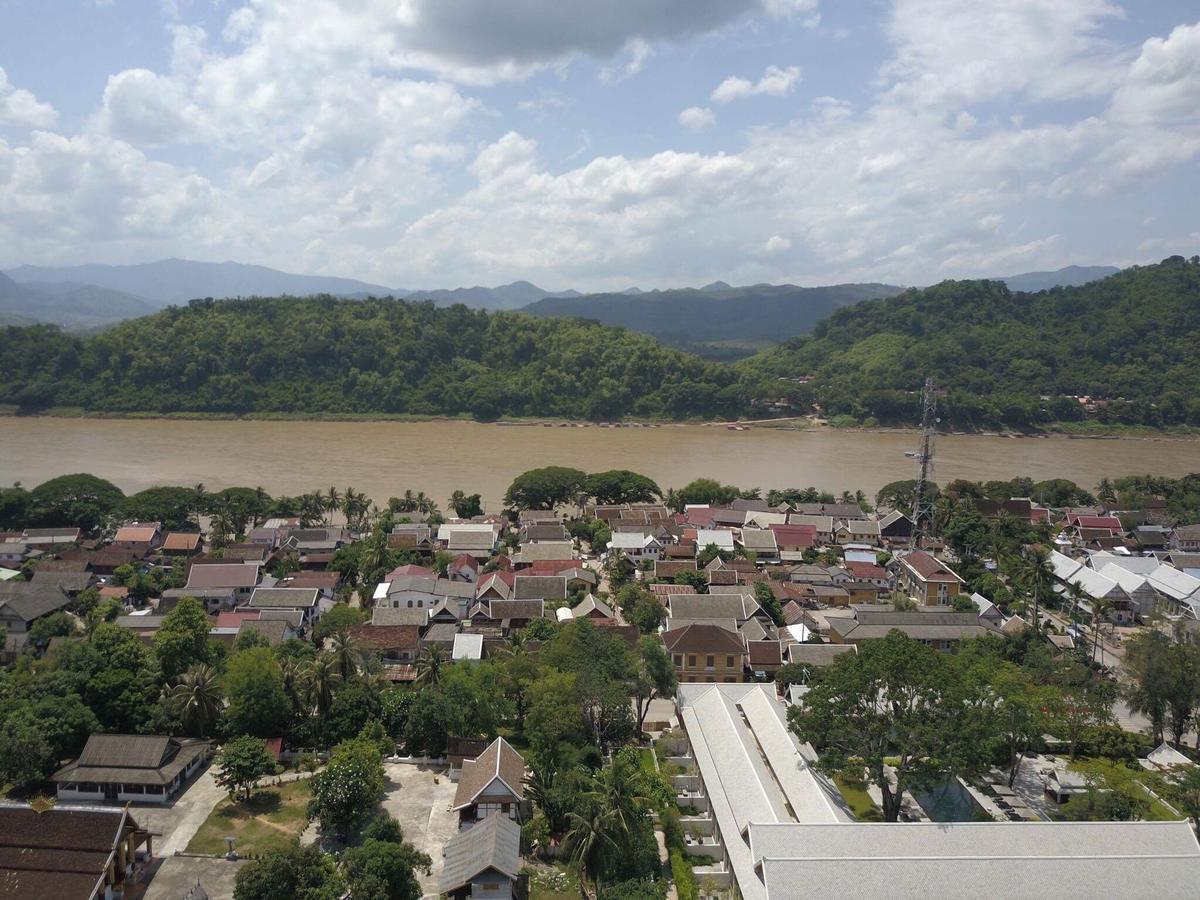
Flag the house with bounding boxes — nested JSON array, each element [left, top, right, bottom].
[[663, 623, 747, 683], [21, 526, 82, 548], [29, 569, 99, 596], [160, 586, 237, 614], [113, 522, 163, 549], [388, 524, 434, 552], [894, 551, 965, 606], [739, 528, 781, 563], [511, 541, 576, 567], [248, 586, 326, 628], [571, 594, 615, 620], [450, 554, 481, 583], [54, 734, 211, 804], [0, 541, 40, 566], [0, 802, 153, 900], [878, 510, 915, 547], [835, 520, 881, 547], [185, 562, 262, 603], [0, 582, 72, 634], [784, 642, 857, 669], [513, 575, 568, 602], [609, 531, 663, 563], [160, 532, 203, 557], [439, 813, 522, 900], [115, 614, 167, 643], [236, 617, 297, 646], [842, 561, 892, 603], [747, 639, 785, 678], [370, 607, 430, 628], [521, 521, 568, 543], [452, 737, 528, 824], [484, 599, 545, 630], [476, 571, 515, 602], [447, 530, 500, 560], [668, 592, 766, 626], [1173, 524, 1200, 553], [787, 515, 834, 544], [695, 529, 736, 554], [828, 606, 1001, 651], [453, 633, 485, 663], [378, 575, 476, 612]]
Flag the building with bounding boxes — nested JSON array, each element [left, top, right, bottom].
[[185, 562, 262, 603], [0, 582, 72, 634], [609, 531, 664, 563], [452, 737, 528, 825], [247, 586, 326, 628], [828, 607, 1001, 651], [54, 734, 211, 804], [438, 812, 522, 900], [895, 551, 964, 605], [0, 802, 153, 900], [674, 684, 1200, 900], [663, 623, 747, 683]]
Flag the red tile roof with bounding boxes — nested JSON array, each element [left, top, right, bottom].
[[844, 561, 888, 579], [899, 550, 962, 583], [663, 623, 747, 654], [769, 524, 817, 548]]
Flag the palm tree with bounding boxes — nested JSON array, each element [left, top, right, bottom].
[[414, 645, 445, 686], [564, 806, 620, 897], [252, 486, 269, 527], [584, 763, 651, 837], [165, 664, 223, 737], [299, 492, 325, 527], [342, 488, 369, 532], [307, 654, 342, 720], [1064, 580, 1087, 636], [329, 628, 361, 681], [280, 656, 311, 715], [1091, 597, 1114, 665], [323, 486, 342, 527], [1020, 546, 1055, 632]]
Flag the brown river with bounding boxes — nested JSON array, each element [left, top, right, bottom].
[[1, 418, 1196, 514]]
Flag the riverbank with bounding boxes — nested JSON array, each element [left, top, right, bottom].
[[2, 405, 1196, 440]]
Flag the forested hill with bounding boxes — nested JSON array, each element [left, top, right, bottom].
[[520, 282, 901, 359], [1, 257, 1197, 428], [743, 255, 1200, 429], [0, 297, 743, 420]]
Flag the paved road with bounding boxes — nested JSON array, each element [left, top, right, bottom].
[[133, 766, 227, 856]]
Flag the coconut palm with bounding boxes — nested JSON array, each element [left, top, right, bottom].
[[564, 806, 620, 897], [583, 762, 651, 837], [1020, 546, 1056, 632], [1091, 597, 1115, 664], [323, 486, 342, 526], [280, 656, 311, 715], [414, 645, 445, 686], [329, 628, 362, 681], [165, 663, 223, 737], [307, 653, 342, 719], [299, 492, 325, 527]]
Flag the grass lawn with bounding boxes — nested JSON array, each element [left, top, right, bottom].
[[525, 863, 580, 900], [834, 775, 883, 821], [186, 779, 313, 856], [1065, 759, 1179, 821]]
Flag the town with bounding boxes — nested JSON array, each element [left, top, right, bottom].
[[2, 468, 1200, 899]]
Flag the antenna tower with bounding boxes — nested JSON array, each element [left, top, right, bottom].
[[911, 376, 937, 549]]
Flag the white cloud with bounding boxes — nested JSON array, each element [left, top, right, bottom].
[[0, 67, 57, 128], [761, 235, 792, 255], [678, 106, 716, 131], [712, 65, 802, 103], [599, 38, 653, 84], [99, 68, 209, 145], [1110, 21, 1200, 126]]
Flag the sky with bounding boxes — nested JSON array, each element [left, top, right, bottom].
[[0, 0, 1198, 291]]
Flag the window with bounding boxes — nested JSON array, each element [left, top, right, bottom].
[[687, 655, 696, 667], [407, 600, 413, 608], [705, 655, 714, 669], [673, 654, 683, 667], [726, 655, 735, 668]]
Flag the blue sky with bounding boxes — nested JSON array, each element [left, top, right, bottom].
[[0, 0, 1197, 290]]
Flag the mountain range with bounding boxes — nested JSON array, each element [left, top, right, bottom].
[[1, 258, 1122, 345]]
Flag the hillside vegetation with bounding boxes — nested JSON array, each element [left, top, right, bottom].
[[1, 256, 1196, 428], [0, 297, 741, 420], [745, 255, 1200, 429], [521, 282, 901, 359]]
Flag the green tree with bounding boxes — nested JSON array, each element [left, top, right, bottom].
[[448, 490, 484, 518], [628, 595, 667, 634], [583, 470, 661, 505], [342, 839, 432, 900], [788, 631, 982, 822], [120, 486, 200, 531], [153, 596, 212, 681], [313, 604, 369, 642], [29, 611, 75, 646], [671, 478, 740, 509], [752, 581, 784, 626], [632, 636, 677, 732], [164, 663, 224, 737], [215, 735, 276, 801], [504, 466, 587, 510], [28, 473, 124, 532], [224, 647, 292, 739], [234, 844, 344, 900], [308, 737, 386, 837]]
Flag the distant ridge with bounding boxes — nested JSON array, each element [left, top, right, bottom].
[[998, 265, 1120, 292]]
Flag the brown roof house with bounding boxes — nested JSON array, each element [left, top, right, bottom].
[[160, 532, 203, 557], [663, 623, 747, 684], [0, 802, 152, 900], [185, 561, 262, 604], [54, 734, 211, 804], [452, 737, 528, 826]]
